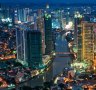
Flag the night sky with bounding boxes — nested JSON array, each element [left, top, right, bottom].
[[0, 0, 96, 4]]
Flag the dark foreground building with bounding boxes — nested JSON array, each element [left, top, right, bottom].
[[26, 30, 42, 69], [16, 29, 42, 69], [44, 14, 53, 55]]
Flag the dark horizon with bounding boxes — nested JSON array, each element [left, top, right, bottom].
[[0, 0, 96, 4], [1, 2, 96, 8]]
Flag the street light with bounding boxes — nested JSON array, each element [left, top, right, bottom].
[[53, 52, 56, 56]]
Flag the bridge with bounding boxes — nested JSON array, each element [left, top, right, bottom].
[[55, 52, 77, 59], [56, 52, 73, 55]]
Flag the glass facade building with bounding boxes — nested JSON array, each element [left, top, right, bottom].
[[26, 30, 42, 69], [16, 29, 42, 69], [44, 14, 53, 55]]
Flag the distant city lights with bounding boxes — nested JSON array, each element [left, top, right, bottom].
[[65, 21, 73, 30], [1, 18, 12, 23]]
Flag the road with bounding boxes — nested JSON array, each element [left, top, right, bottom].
[[13, 31, 72, 89]]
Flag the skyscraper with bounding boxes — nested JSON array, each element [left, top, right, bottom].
[[81, 21, 96, 69], [74, 12, 83, 45], [94, 28, 96, 70], [16, 28, 42, 69], [74, 13, 83, 61], [26, 30, 42, 69], [37, 9, 45, 54], [44, 13, 53, 55], [16, 28, 26, 65]]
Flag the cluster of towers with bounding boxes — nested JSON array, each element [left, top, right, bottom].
[[16, 10, 54, 69]]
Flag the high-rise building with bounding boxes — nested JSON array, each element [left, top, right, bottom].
[[81, 22, 96, 69], [16, 28, 42, 69], [18, 9, 24, 22], [94, 29, 96, 70], [74, 13, 83, 61], [58, 10, 63, 30], [44, 13, 53, 55], [94, 28, 96, 70], [15, 8, 30, 23], [26, 30, 42, 69], [37, 9, 45, 54], [16, 28, 27, 66]]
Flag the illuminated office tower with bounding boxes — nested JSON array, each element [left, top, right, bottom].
[[15, 8, 29, 22], [33, 13, 37, 30], [18, 8, 27, 22], [74, 13, 83, 60], [74, 12, 83, 45], [62, 18, 67, 30], [58, 10, 63, 30], [17, 9, 24, 22], [94, 29, 96, 70], [37, 9, 45, 54], [51, 10, 63, 30], [44, 13, 53, 55], [82, 22, 96, 66], [16, 29, 42, 69], [24, 8, 29, 22]]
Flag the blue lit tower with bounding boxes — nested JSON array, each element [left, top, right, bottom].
[[44, 13, 53, 55], [16, 28, 42, 69]]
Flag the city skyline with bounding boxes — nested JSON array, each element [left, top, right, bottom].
[[0, 2, 96, 90]]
